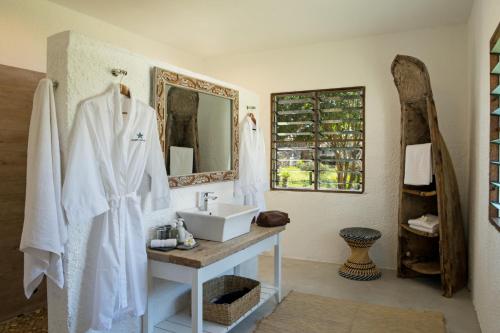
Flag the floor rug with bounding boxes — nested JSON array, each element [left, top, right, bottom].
[[254, 291, 446, 333]]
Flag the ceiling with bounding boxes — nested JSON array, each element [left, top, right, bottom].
[[48, 0, 473, 58]]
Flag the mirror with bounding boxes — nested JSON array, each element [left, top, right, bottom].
[[154, 67, 239, 187]]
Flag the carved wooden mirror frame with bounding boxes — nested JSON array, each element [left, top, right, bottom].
[[154, 67, 239, 188]]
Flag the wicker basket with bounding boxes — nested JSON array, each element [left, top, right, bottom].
[[201, 275, 261, 326]]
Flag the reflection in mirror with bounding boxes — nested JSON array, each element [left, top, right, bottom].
[[154, 67, 239, 188], [165, 85, 232, 176]]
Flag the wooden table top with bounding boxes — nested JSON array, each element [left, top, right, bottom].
[[147, 225, 285, 268]]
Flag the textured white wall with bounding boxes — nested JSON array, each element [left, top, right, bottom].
[[47, 31, 260, 333], [203, 25, 470, 269], [467, 0, 500, 332]]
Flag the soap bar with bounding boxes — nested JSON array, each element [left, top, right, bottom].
[[150, 239, 177, 248]]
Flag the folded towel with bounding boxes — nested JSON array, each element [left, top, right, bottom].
[[404, 143, 433, 185], [170, 146, 193, 176], [150, 239, 177, 248], [409, 224, 439, 234], [408, 214, 439, 229]]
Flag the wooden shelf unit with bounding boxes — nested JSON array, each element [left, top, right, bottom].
[[402, 259, 441, 275], [392, 55, 467, 298], [400, 223, 439, 238], [402, 188, 437, 197]]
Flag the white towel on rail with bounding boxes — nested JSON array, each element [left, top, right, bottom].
[[404, 143, 433, 185], [19, 79, 66, 298], [170, 146, 193, 176]]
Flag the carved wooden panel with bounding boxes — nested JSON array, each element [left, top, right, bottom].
[[154, 67, 239, 188], [0, 64, 46, 320]]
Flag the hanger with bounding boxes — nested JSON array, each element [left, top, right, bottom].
[[120, 84, 130, 98], [247, 112, 257, 130], [119, 76, 130, 99], [111, 68, 130, 114]]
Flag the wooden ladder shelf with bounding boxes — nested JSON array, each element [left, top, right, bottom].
[[392, 55, 467, 298]]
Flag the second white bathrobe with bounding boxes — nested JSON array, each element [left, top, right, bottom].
[[62, 85, 170, 331], [235, 116, 268, 211]]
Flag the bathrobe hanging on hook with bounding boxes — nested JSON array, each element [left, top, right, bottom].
[[62, 84, 170, 331], [235, 115, 268, 211]]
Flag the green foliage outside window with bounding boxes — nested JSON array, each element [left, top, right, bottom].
[[271, 87, 365, 193]]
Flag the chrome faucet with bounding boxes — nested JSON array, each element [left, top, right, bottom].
[[199, 191, 218, 211]]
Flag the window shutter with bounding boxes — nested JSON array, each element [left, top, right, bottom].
[[489, 24, 500, 230], [271, 87, 365, 193]]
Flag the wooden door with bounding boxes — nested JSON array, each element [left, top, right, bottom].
[[0, 64, 46, 321]]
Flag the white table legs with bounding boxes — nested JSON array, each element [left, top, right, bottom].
[[191, 270, 203, 333], [233, 264, 241, 276], [143, 233, 283, 333], [143, 262, 154, 333], [274, 233, 282, 303]]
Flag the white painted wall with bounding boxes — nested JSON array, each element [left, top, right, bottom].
[[0, 0, 203, 73], [467, 0, 500, 332], [47, 31, 259, 333], [203, 25, 471, 269]]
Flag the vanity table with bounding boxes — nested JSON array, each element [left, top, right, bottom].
[[143, 225, 285, 333]]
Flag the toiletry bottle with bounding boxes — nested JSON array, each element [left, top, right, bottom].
[[177, 219, 187, 244], [169, 221, 178, 240], [165, 224, 172, 239]]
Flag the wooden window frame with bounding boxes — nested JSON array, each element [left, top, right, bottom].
[[489, 22, 500, 231], [270, 86, 366, 194]]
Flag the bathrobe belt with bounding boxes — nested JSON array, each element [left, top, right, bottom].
[[109, 192, 139, 310]]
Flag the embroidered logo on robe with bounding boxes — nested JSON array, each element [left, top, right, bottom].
[[131, 132, 145, 142]]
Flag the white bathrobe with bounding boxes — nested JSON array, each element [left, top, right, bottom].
[[235, 116, 268, 211], [62, 85, 170, 331], [20, 78, 66, 298]]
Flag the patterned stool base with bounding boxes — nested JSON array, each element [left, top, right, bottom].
[[339, 261, 382, 281]]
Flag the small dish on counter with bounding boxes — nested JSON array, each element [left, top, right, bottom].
[[149, 241, 200, 252], [177, 242, 200, 250]]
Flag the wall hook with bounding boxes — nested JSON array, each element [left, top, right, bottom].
[[111, 68, 128, 77]]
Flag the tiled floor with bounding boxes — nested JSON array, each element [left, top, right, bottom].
[[234, 256, 481, 333], [1, 257, 481, 333]]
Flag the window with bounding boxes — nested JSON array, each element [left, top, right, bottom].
[[489, 22, 500, 231], [271, 87, 365, 193]]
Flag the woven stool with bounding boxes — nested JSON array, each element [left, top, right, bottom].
[[339, 227, 382, 281]]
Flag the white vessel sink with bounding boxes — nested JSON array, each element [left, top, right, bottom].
[[177, 203, 259, 242]]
